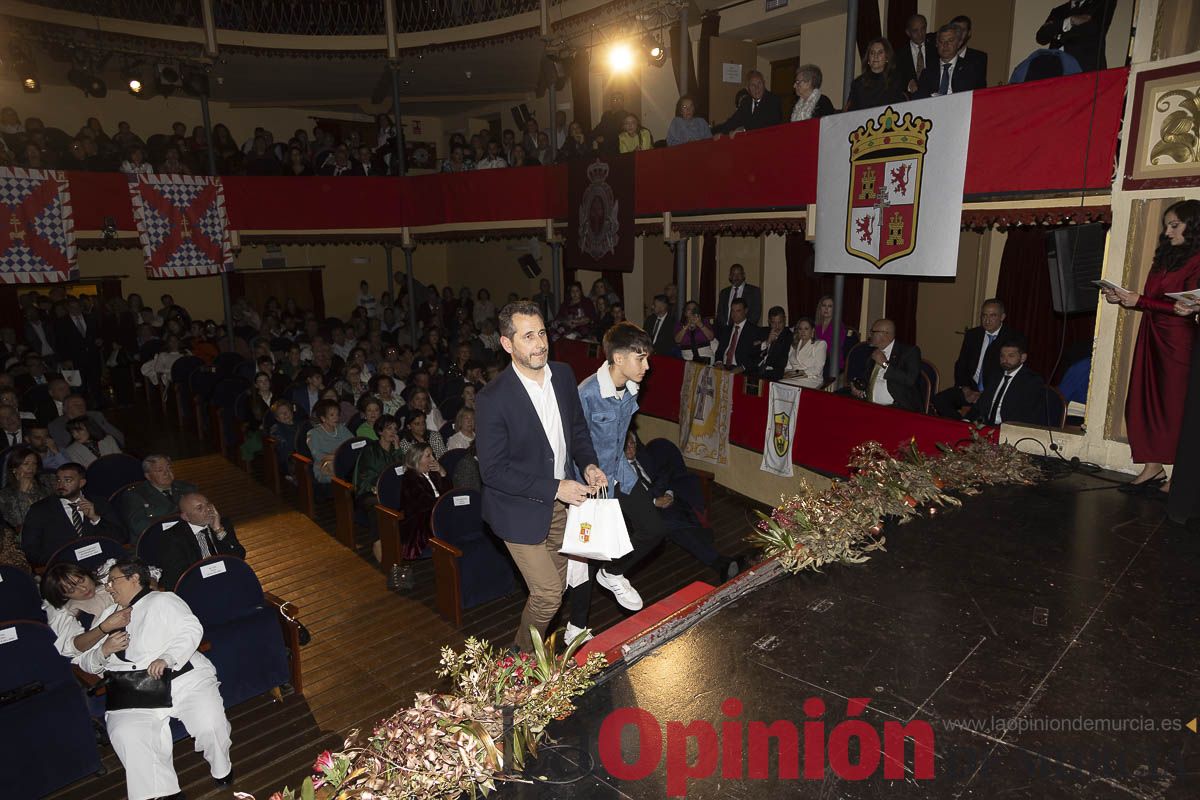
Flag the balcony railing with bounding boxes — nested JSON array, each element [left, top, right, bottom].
[[25, 0, 542, 36]]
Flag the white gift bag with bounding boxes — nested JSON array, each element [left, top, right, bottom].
[[559, 486, 633, 561]]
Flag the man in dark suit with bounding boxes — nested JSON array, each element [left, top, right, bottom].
[[35, 376, 71, 425], [643, 295, 676, 356], [749, 306, 793, 380], [23, 306, 56, 363], [849, 319, 923, 412], [714, 299, 761, 373], [896, 14, 938, 95], [1036, 0, 1116, 72], [933, 299, 1025, 418], [0, 403, 23, 448], [118, 454, 199, 539], [475, 300, 605, 653], [288, 367, 324, 421], [716, 264, 763, 327], [158, 492, 246, 590], [52, 298, 103, 406], [49, 394, 125, 450], [21, 462, 126, 566], [967, 340, 1047, 426], [711, 71, 784, 137], [627, 432, 741, 584], [950, 15, 989, 81], [915, 24, 987, 98]]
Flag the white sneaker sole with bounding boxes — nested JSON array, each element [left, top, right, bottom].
[[596, 570, 644, 611]]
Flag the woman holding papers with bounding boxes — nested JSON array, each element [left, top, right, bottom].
[[784, 318, 828, 389], [1102, 200, 1200, 496]]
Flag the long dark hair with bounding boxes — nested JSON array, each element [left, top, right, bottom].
[[860, 38, 896, 82], [1154, 199, 1200, 272]]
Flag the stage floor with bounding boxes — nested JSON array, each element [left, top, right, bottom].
[[510, 469, 1200, 799]]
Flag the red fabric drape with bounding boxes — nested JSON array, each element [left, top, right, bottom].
[[785, 234, 863, 328], [695, 12, 721, 123], [884, 277, 920, 346], [570, 50, 592, 133], [698, 234, 718, 318], [856, 0, 884, 60], [995, 228, 1097, 382]]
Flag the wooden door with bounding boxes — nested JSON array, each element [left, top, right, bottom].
[[771, 57, 800, 121]]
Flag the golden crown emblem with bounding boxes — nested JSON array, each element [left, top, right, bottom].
[[585, 159, 610, 183], [848, 107, 931, 161]]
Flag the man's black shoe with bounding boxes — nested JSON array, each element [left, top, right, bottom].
[[214, 769, 234, 787]]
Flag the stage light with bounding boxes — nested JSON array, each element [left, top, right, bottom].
[[608, 43, 634, 73], [644, 36, 666, 67], [22, 75, 39, 92], [11, 44, 40, 92], [128, 78, 143, 94]]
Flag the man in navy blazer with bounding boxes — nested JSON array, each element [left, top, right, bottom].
[[914, 24, 986, 99], [476, 301, 606, 652]]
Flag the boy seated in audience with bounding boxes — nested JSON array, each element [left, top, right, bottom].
[[268, 399, 298, 484]]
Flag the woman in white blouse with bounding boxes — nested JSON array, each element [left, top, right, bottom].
[[784, 318, 828, 389]]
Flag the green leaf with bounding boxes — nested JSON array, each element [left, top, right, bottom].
[[301, 777, 316, 800]]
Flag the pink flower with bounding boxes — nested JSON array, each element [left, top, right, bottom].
[[313, 750, 335, 774]]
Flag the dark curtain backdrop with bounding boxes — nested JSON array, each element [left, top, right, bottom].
[[603, 271, 625, 300], [856, 0, 884, 60], [699, 234, 718, 318], [995, 227, 1097, 382], [884, 277, 920, 346], [570, 50, 592, 133], [695, 12, 721, 122], [886, 0, 918, 56], [784, 234, 863, 329]]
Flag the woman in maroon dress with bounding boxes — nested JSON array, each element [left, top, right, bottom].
[[1103, 199, 1200, 495]]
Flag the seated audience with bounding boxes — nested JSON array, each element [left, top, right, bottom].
[[784, 318, 828, 388], [618, 114, 653, 152], [551, 282, 598, 341], [306, 399, 352, 485], [749, 306, 793, 380], [268, 399, 298, 481], [118, 455, 198, 539], [354, 414, 405, 500], [64, 415, 123, 467], [407, 386, 445, 431], [0, 402, 22, 446], [714, 298, 761, 373], [21, 462, 126, 566], [25, 420, 68, 470], [675, 301, 717, 363], [398, 443, 450, 560], [667, 95, 712, 146], [445, 407, 476, 450], [289, 366, 325, 420], [0, 446, 55, 537], [398, 408, 447, 460], [158, 492, 246, 590], [915, 23, 986, 97], [40, 562, 123, 636], [355, 396, 384, 439], [790, 64, 836, 121], [372, 372, 403, 416], [848, 319, 923, 411], [712, 71, 783, 138], [846, 38, 908, 110], [967, 340, 1046, 426], [932, 299, 1024, 419], [76, 558, 233, 800], [558, 122, 591, 160]]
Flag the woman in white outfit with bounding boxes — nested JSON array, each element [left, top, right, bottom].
[[784, 318, 828, 389], [78, 558, 232, 800]]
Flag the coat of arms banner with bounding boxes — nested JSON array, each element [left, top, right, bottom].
[[128, 174, 234, 279], [568, 154, 635, 272], [0, 167, 77, 284], [761, 381, 801, 477], [815, 94, 972, 277], [678, 362, 733, 465]]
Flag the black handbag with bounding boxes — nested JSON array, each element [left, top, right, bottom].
[[104, 663, 193, 711]]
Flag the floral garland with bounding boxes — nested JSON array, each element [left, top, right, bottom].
[[238, 628, 607, 800], [749, 432, 1042, 573]]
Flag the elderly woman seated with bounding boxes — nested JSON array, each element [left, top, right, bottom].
[[64, 415, 122, 467], [306, 398, 352, 487], [398, 443, 451, 560]]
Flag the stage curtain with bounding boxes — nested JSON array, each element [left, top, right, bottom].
[[695, 12, 721, 122], [784, 234, 863, 329], [570, 50, 593, 133], [995, 227, 1096, 382], [885, 277, 921, 346], [699, 234, 718, 318], [887, 0, 917, 54], [856, 0, 883, 60]]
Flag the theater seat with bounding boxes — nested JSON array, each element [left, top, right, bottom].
[[169, 355, 204, 425], [0, 565, 46, 622], [375, 467, 406, 572], [46, 536, 129, 573], [330, 437, 369, 549], [441, 448, 467, 480], [134, 515, 183, 579], [0, 620, 102, 798], [429, 489, 517, 627], [84, 453, 144, 504], [175, 556, 292, 709]]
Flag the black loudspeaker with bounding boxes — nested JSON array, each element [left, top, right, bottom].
[[1046, 223, 1107, 314], [511, 103, 534, 130], [518, 254, 541, 279]]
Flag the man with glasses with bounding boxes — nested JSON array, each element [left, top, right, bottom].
[[79, 558, 233, 800], [848, 319, 924, 412], [20, 462, 126, 566]]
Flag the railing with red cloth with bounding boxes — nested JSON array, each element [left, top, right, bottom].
[[65, 69, 1127, 234], [553, 339, 996, 478]]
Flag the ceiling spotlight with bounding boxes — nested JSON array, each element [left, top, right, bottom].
[[608, 43, 634, 73], [128, 78, 143, 94], [10, 43, 39, 91], [22, 75, 40, 92], [645, 37, 666, 67]]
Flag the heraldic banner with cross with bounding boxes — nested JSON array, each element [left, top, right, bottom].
[[0, 167, 77, 284], [128, 174, 234, 279], [567, 154, 635, 272], [815, 93, 972, 277]]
